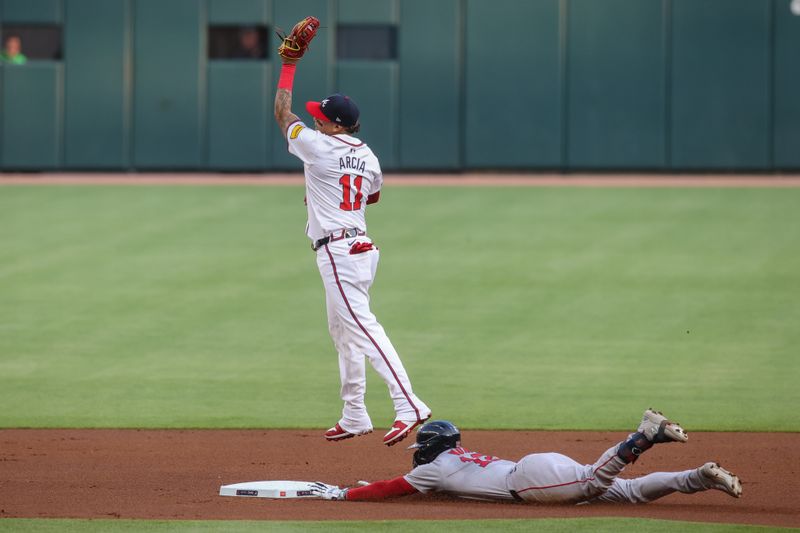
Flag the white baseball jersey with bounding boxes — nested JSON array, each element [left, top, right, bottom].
[[285, 120, 382, 241], [284, 117, 430, 435], [404, 447, 517, 501]]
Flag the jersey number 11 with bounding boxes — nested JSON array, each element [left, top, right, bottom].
[[339, 174, 364, 211]]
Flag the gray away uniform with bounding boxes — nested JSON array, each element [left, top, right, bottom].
[[404, 445, 715, 504]]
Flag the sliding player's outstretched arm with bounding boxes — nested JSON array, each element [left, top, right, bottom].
[[310, 477, 419, 501]]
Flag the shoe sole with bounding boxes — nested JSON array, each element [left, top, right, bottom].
[[704, 462, 743, 498], [325, 433, 354, 442], [383, 415, 431, 447], [325, 429, 372, 442], [643, 408, 688, 443]]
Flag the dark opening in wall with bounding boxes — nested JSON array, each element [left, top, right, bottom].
[[208, 25, 269, 60], [337, 25, 396, 60], [0, 25, 62, 63]]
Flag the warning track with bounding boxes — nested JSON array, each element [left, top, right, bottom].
[[1, 172, 800, 187]]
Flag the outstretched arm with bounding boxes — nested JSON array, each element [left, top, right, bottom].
[[311, 476, 418, 501], [346, 476, 418, 500], [274, 61, 301, 138]]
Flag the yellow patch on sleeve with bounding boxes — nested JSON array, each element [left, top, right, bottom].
[[290, 124, 304, 139]]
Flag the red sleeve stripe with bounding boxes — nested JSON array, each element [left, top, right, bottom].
[[346, 476, 418, 501]]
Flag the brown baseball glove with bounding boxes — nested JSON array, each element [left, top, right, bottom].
[[277, 16, 320, 61]]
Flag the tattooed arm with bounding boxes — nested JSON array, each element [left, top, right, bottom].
[[275, 87, 301, 139]]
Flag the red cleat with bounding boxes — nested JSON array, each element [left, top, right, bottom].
[[324, 423, 371, 442], [383, 415, 431, 447]]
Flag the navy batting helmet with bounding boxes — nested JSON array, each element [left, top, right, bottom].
[[408, 420, 461, 467]]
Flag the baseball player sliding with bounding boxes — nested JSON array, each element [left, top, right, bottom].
[[309, 409, 743, 503], [274, 18, 431, 446]]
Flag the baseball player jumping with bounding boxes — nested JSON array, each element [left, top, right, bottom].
[[309, 409, 743, 503], [273, 18, 431, 446]]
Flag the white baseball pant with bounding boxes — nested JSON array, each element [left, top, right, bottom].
[[317, 237, 430, 433], [507, 444, 714, 504]]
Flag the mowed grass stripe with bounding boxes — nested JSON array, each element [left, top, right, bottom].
[[0, 186, 797, 430]]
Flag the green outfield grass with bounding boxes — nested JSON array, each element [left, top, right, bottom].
[[0, 185, 798, 431], [0, 518, 787, 533]]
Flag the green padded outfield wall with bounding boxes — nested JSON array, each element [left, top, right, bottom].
[[774, 0, 800, 168], [207, 62, 271, 170], [1, 0, 61, 23], [671, 0, 771, 169], [0, 0, 63, 169], [1, 0, 799, 172], [0, 63, 63, 169], [207, 0, 272, 169], [208, 0, 269, 24], [567, 0, 666, 168], [132, 0, 204, 168], [399, 0, 461, 169], [465, 0, 562, 168], [64, 0, 130, 168]]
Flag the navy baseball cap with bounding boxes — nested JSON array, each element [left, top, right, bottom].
[[306, 94, 360, 128]]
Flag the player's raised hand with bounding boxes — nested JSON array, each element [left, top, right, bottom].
[[276, 16, 320, 62], [310, 481, 348, 500]]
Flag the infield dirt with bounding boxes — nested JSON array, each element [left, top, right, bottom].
[[0, 429, 797, 527]]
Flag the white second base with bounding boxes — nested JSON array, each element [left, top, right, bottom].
[[219, 480, 318, 498]]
